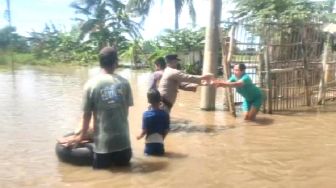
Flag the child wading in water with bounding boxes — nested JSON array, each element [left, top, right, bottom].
[[137, 89, 170, 156]]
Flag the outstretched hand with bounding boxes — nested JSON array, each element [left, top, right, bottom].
[[201, 79, 214, 85], [200, 73, 214, 85], [200, 78, 226, 87], [211, 79, 224, 87]]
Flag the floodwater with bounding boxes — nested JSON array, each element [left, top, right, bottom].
[[1, 65, 336, 188]]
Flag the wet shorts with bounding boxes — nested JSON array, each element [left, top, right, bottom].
[[145, 143, 164, 156], [93, 148, 132, 169], [242, 95, 264, 112]]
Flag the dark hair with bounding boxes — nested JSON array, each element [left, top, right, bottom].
[[147, 89, 161, 104], [99, 47, 118, 68], [154, 57, 166, 69], [237, 63, 246, 71]]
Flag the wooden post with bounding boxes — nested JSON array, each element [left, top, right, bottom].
[[221, 37, 230, 111], [317, 33, 331, 105], [222, 26, 236, 116], [258, 52, 266, 113], [301, 26, 311, 106], [264, 44, 272, 114]]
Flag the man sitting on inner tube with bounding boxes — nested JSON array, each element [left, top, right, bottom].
[[56, 47, 133, 169]]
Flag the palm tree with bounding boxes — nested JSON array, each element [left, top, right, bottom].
[[127, 0, 196, 30], [327, 0, 335, 13], [71, 0, 142, 50]]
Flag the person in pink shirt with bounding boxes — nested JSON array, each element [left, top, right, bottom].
[[149, 57, 166, 90]]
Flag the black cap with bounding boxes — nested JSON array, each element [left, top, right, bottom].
[[165, 54, 181, 62]]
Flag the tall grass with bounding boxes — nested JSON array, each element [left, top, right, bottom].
[[0, 51, 87, 65], [1, 51, 44, 65]]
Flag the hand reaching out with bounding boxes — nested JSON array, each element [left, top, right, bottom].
[[200, 73, 214, 85], [200, 78, 225, 87], [211, 79, 224, 87], [201, 79, 214, 85]]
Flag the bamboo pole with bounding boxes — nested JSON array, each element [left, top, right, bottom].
[[264, 44, 272, 113], [301, 26, 311, 106], [222, 26, 236, 116], [286, 72, 289, 109], [258, 52, 266, 113], [317, 33, 332, 105], [221, 37, 230, 111]]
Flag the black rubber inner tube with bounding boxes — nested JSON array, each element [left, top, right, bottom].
[[55, 133, 94, 166]]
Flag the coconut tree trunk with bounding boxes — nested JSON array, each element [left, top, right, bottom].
[[200, 0, 222, 110], [175, 10, 179, 30]]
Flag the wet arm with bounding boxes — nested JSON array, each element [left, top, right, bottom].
[[214, 80, 244, 88], [179, 82, 198, 92], [77, 111, 92, 141], [174, 71, 203, 84], [138, 113, 148, 140], [63, 111, 91, 147], [137, 129, 147, 140]]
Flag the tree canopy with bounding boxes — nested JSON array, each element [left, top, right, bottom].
[[233, 0, 336, 23]]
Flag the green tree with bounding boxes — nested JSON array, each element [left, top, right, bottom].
[[28, 24, 61, 59], [141, 39, 171, 69], [28, 24, 96, 64], [71, 0, 142, 50], [233, 0, 335, 23], [120, 38, 144, 68], [0, 26, 29, 52], [158, 28, 205, 52], [156, 28, 205, 74]]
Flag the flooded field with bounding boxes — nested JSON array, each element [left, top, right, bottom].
[[1, 65, 336, 188]]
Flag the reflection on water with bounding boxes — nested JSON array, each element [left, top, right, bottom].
[[1, 65, 336, 188]]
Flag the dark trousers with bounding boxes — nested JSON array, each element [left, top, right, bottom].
[[93, 148, 132, 169], [145, 143, 164, 156]]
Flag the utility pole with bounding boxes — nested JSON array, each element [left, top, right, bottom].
[[5, 0, 12, 26], [5, 0, 14, 69]]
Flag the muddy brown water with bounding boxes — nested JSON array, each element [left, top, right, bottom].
[[1, 65, 336, 188]]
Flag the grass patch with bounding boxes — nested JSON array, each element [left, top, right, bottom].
[[0, 52, 98, 65]]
